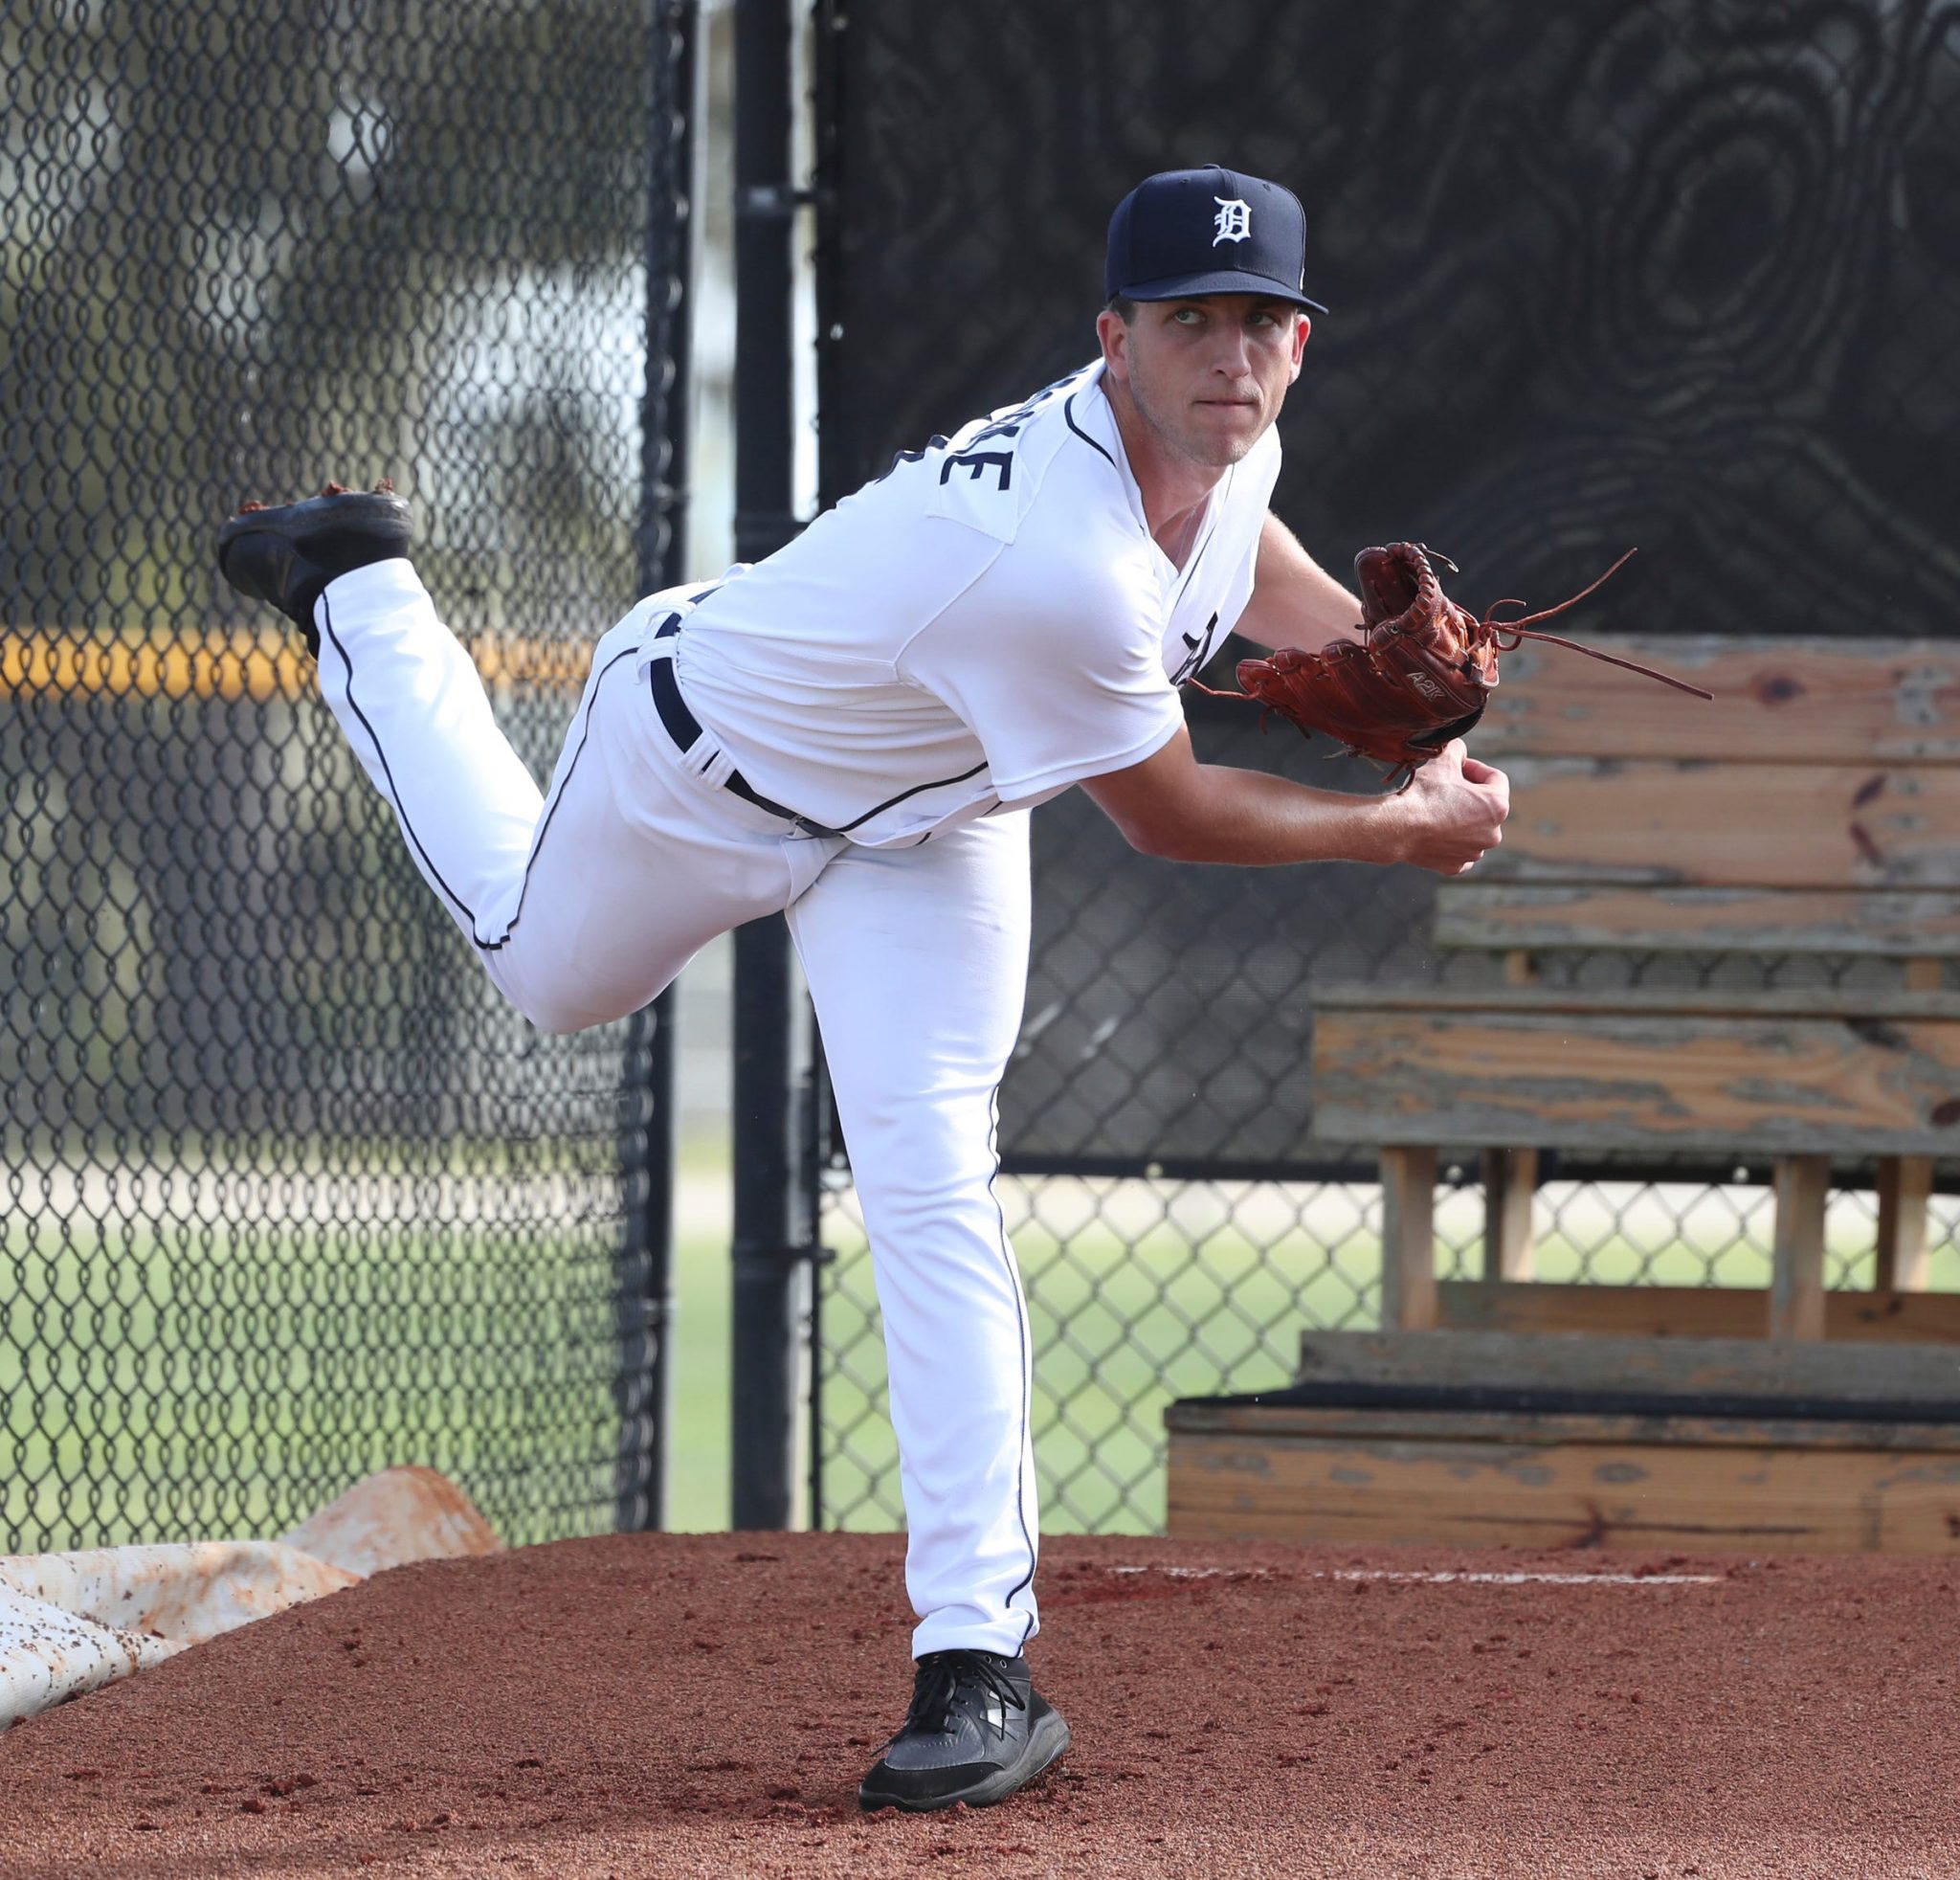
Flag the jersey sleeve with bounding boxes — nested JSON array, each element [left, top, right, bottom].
[[898, 552, 1185, 804]]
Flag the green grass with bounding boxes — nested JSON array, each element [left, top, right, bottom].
[[819, 1187, 1379, 1537], [9, 1162, 1957, 1551], [665, 1221, 731, 1532], [0, 1179, 735, 1553], [816, 1176, 1960, 1537]]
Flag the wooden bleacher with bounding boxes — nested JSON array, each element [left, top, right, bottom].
[[1168, 1329, 1960, 1552], [1312, 635, 1960, 1339], [1167, 636, 1960, 1555]]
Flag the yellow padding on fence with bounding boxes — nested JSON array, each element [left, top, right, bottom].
[[1, 630, 591, 704]]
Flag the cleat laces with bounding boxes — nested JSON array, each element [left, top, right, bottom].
[[903, 1650, 1028, 1739]]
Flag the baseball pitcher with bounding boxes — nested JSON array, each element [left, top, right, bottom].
[[216, 166, 1507, 1812]]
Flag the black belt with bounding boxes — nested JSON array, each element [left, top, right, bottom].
[[647, 612, 841, 837]]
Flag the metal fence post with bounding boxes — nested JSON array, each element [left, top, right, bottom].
[[729, 0, 813, 1532], [616, 0, 702, 1534]]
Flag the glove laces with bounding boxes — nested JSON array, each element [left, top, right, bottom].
[[1475, 548, 1710, 697]]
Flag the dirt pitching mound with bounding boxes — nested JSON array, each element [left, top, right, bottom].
[[1, 1531, 1957, 1877]]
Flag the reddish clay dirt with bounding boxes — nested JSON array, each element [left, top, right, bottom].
[[1, 1531, 1957, 1877]]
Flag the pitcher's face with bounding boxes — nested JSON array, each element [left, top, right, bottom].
[[1098, 295, 1309, 468]]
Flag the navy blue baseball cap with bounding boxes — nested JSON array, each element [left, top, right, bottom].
[[1104, 165, 1326, 313]]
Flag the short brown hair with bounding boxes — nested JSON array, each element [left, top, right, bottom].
[[1103, 293, 1140, 324]]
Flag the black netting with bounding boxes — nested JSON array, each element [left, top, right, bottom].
[[2, 2, 686, 1550], [811, 0, 1960, 1533], [1013, 699, 1432, 1171], [820, 0, 1960, 1174], [821, 1, 1960, 638]]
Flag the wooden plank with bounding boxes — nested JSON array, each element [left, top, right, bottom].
[[1473, 637, 1960, 765], [1478, 760, 1960, 891], [1378, 1146, 1437, 1330], [1905, 958, 1945, 995], [1879, 960, 1945, 1290], [1771, 1155, 1830, 1339], [1433, 1281, 1960, 1344], [1442, 1281, 1772, 1338], [1166, 1422, 1960, 1553], [1311, 1005, 1960, 1156], [1437, 884, 1960, 956], [1169, 1401, 1960, 1447], [1311, 985, 1960, 1019], [1293, 1329, 1960, 1401], [1877, 1156, 1935, 1291], [1481, 1147, 1537, 1279]]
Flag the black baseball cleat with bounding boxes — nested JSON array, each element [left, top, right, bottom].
[[216, 481, 413, 654], [858, 1649, 1069, 1813]]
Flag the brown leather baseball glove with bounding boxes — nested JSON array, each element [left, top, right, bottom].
[[1207, 543, 1709, 789]]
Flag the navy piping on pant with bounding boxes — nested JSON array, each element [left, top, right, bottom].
[[986, 1083, 1039, 1651], [478, 643, 641, 954], [318, 591, 635, 953]]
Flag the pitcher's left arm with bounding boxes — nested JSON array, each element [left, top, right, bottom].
[[1232, 512, 1361, 653]]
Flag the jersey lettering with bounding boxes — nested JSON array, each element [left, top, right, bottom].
[[967, 417, 1023, 445], [880, 374, 1074, 495], [940, 450, 1013, 491], [872, 435, 951, 483], [1169, 612, 1223, 685]]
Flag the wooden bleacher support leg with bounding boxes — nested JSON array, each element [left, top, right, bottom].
[[1877, 959, 1942, 1295], [1481, 1147, 1538, 1281], [1875, 1156, 1933, 1293], [1479, 954, 1541, 1283], [1770, 1155, 1830, 1340], [1379, 1146, 1438, 1330]]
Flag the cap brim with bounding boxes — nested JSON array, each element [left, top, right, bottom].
[[1125, 267, 1327, 314]]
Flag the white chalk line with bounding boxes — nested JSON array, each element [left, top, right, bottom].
[[1108, 1565, 1724, 1587]]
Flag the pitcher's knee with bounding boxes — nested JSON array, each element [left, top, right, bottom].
[[522, 998, 590, 1036], [486, 962, 603, 1036], [506, 989, 584, 1034]]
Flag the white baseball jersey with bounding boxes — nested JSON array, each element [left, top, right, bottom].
[[646, 359, 1282, 847], [302, 349, 1289, 1667]]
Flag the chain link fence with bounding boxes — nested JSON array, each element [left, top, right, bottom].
[[811, 0, 1960, 1532], [2, 1, 687, 1551]]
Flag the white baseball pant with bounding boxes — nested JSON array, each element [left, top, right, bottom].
[[312, 560, 1041, 1658]]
